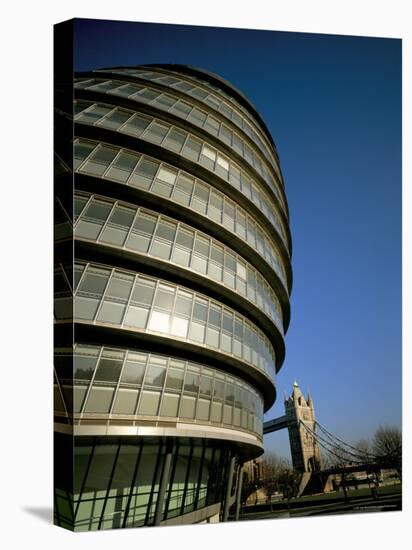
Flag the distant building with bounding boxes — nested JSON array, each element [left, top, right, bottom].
[[54, 29, 292, 531]]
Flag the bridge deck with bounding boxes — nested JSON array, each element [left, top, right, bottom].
[[263, 415, 288, 434]]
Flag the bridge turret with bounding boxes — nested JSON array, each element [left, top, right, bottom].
[[285, 382, 322, 472]]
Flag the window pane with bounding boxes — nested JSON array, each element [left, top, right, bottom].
[[94, 357, 123, 383], [148, 310, 170, 333], [109, 206, 135, 228], [98, 108, 131, 129], [76, 104, 111, 124], [83, 201, 112, 222], [210, 401, 222, 422], [120, 356, 146, 385], [184, 373, 199, 394], [123, 305, 149, 328], [172, 175, 194, 206], [180, 396, 196, 419], [199, 376, 213, 397], [74, 296, 99, 320], [160, 394, 180, 417], [188, 108, 207, 126], [74, 386, 88, 413], [193, 300, 208, 322], [155, 220, 176, 242], [172, 247, 190, 267], [73, 353, 97, 381], [188, 321, 205, 343], [182, 136, 202, 162], [194, 235, 209, 257], [165, 369, 184, 391], [74, 195, 89, 219], [192, 183, 209, 213], [196, 398, 210, 421], [129, 159, 159, 188], [96, 301, 126, 324], [202, 145, 216, 161], [122, 114, 151, 137], [175, 227, 194, 249], [205, 328, 219, 348], [143, 121, 169, 144], [78, 267, 110, 295], [84, 387, 115, 413], [145, 364, 166, 388], [99, 226, 128, 246], [209, 306, 222, 328], [170, 316, 189, 338], [163, 128, 187, 152], [153, 93, 176, 109], [170, 100, 192, 117], [89, 145, 118, 165], [153, 287, 175, 310], [133, 212, 157, 236], [105, 274, 134, 301], [74, 140, 96, 165], [137, 88, 158, 103], [112, 388, 139, 414], [174, 291, 192, 316], [138, 391, 161, 415], [150, 239, 172, 259], [131, 279, 155, 305]]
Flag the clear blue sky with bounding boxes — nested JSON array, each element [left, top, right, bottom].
[[73, 19, 402, 459]]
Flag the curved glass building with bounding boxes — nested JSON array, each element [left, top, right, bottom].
[[54, 61, 292, 530]]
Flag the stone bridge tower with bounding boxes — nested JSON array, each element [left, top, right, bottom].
[[285, 382, 321, 472]]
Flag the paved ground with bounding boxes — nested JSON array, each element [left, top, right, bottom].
[[234, 484, 401, 521]]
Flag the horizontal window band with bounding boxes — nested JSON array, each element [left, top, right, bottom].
[[70, 173, 292, 321], [72, 124, 293, 261], [69, 239, 285, 358], [74, 90, 289, 218], [54, 340, 264, 439], [70, 188, 285, 326], [96, 63, 279, 166], [54, 322, 277, 411], [74, 86, 287, 209], [66, 238, 287, 362], [78, 66, 282, 180]]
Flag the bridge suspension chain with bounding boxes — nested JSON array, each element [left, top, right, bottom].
[[299, 421, 374, 465], [314, 421, 378, 461], [299, 422, 357, 465]]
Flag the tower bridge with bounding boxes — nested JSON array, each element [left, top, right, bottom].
[[264, 381, 321, 473], [261, 382, 400, 496]]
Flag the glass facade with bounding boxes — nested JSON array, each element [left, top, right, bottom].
[[54, 63, 292, 530], [85, 68, 282, 179], [74, 77, 284, 197], [71, 192, 284, 329], [54, 345, 264, 436], [55, 262, 276, 380], [55, 436, 233, 531], [73, 138, 289, 274], [74, 104, 289, 245]]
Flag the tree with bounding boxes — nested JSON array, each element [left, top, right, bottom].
[[240, 470, 256, 505], [257, 452, 301, 500], [372, 425, 402, 476], [354, 438, 372, 457]]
